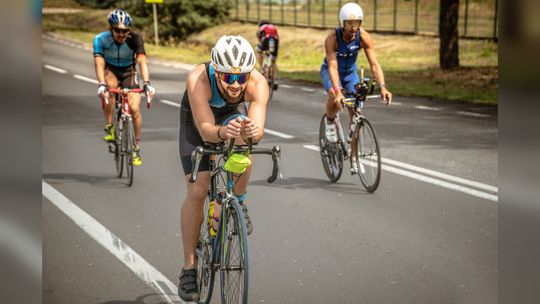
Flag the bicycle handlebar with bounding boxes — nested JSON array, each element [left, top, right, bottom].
[[189, 139, 282, 184], [103, 88, 153, 109]]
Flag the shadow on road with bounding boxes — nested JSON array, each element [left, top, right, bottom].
[[43, 173, 132, 188], [100, 293, 180, 304], [250, 176, 373, 195]]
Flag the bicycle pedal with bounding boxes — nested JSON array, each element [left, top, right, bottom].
[[108, 142, 116, 153]]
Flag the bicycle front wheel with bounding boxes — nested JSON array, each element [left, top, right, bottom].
[[220, 199, 249, 304], [114, 115, 123, 178], [196, 197, 216, 304], [352, 118, 381, 192], [319, 114, 343, 182], [124, 118, 135, 187]]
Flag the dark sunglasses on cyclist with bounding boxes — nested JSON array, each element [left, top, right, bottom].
[[113, 28, 130, 34], [218, 72, 250, 85]]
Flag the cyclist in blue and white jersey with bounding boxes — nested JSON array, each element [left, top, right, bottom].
[[321, 3, 392, 144], [93, 9, 156, 166]]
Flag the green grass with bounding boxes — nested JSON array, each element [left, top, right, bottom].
[[44, 11, 498, 104]]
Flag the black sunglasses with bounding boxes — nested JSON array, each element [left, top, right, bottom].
[[112, 28, 130, 34]]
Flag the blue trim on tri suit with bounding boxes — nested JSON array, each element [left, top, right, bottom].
[[93, 31, 135, 68]]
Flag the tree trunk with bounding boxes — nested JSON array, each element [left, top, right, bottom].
[[439, 0, 459, 70]]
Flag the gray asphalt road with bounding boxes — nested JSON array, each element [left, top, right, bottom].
[[42, 35, 497, 304]]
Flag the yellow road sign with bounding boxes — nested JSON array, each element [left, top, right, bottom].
[[145, 0, 163, 3]]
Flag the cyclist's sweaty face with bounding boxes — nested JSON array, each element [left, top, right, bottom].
[[111, 25, 130, 43], [343, 20, 361, 38]]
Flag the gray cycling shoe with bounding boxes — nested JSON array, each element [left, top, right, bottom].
[[178, 268, 199, 302], [241, 205, 253, 235]]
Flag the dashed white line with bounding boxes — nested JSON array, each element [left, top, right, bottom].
[[44, 64, 67, 74], [42, 181, 184, 304], [280, 84, 293, 89], [160, 99, 180, 108], [264, 129, 295, 139], [73, 74, 98, 84], [457, 111, 490, 118], [415, 105, 442, 111], [300, 87, 315, 92], [302, 144, 497, 201]]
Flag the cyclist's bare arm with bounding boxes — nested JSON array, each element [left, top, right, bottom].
[[243, 69, 269, 143], [186, 64, 222, 143], [324, 31, 344, 109], [94, 56, 106, 84], [136, 54, 150, 83], [360, 29, 393, 104]]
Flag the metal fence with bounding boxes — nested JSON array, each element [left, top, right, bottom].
[[231, 0, 498, 40]]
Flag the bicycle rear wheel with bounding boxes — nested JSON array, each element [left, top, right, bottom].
[[220, 199, 249, 304], [196, 197, 216, 304], [114, 115, 124, 178], [319, 114, 343, 182], [124, 118, 135, 187], [352, 118, 381, 192], [267, 65, 274, 101]]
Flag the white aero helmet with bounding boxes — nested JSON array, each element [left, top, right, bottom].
[[211, 35, 256, 74], [339, 2, 364, 27]]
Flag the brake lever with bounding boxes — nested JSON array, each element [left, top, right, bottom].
[[189, 146, 204, 183]]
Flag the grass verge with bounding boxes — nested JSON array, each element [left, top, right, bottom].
[[43, 11, 498, 105]]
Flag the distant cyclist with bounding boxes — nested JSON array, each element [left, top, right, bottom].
[[321, 3, 392, 145], [177, 35, 269, 301], [93, 9, 156, 166], [256, 20, 279, 89]]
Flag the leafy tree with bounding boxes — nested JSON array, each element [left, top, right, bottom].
[[439, 0, 459, 69]]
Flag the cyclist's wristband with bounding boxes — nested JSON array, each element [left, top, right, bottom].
[[217, 126, 225, 141], [379, 83, 386, 89], [332, 86, 341, 94], [98, 83, 107, 87]]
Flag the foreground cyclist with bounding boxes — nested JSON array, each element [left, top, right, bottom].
[[256, 20, 279, 89], [177, 35, 269, 301], [93, 9, 156, 166], [321, 3, 392, 146]]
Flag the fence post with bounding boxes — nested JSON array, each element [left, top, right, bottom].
[[245, 0, 249, 22], [393, 0, 397, 32], [281, 0, 284, 25], [374, 0, 378, 31], [294, 0, 297, 26], [322, 0, 326, 28], [308, 0, 311, 26], [269, 0, 272, 22], [464, 0, 469, 36], [338, 0, 342, 27], [236, 0, 239, 20], [257, 0, 260, 21], [414, 0, 419, 33], [493, 0, 498, 39]]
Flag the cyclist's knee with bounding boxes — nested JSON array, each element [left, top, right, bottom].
[[186, 186, 207, 204]]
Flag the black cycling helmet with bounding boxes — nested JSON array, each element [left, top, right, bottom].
[[258, 20, 270, 27]]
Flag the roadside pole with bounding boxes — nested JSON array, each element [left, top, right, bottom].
[[145, 0, 163, 45]]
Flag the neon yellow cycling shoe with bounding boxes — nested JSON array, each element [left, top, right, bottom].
[[103, 124, 114, 142], [132, 146, 142, 166]]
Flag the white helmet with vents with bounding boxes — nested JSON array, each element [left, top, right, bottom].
[[211, 35, 256, 74], [339, 3, 363, 27]]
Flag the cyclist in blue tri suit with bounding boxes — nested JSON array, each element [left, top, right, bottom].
[[321, 3, 392, 147], [93, 9, 156, 166]]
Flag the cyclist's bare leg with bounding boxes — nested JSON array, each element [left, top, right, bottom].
[[180, 172, 211, 269], [326, 88, 339, 119], [104, 70, 119, 124], [127, 92, 142, 145], [271, 59, 278, 81]]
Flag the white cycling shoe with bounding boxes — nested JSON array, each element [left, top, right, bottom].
[[325, 118, 338, 143]]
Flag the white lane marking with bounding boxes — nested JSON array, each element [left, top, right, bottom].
[[415, 105, 442, 111], [42, 181, 184, 304], [366, 95, 382, 99], [73, 74, 98, 84], [160, 99, 180, 108], [391, 102, 402, 105], [280, 84, 293, 89], [301, 87, 315, 92], [457, 111, 490, 118], [44, 64, 67, 74], [264, 128, 295, 139], [380, 157, 497, 193], [302, 145, 497, 201]]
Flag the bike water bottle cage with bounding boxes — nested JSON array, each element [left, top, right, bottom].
[[224, 153, 251, 174]]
